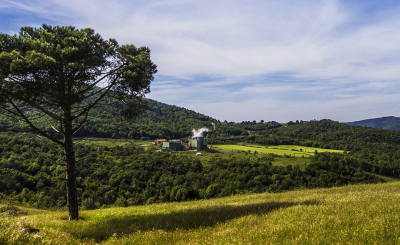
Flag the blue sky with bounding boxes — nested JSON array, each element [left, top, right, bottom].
[[1, 0, 400, 122]]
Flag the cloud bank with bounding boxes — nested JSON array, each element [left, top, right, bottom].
[[1, 0, 400, 122]]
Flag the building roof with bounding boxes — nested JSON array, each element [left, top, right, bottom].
[[155, 139, 167, 142]]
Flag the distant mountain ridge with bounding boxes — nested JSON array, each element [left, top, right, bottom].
[[347, 116, 400, 131]]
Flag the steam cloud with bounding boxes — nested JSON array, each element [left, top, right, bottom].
[[211, 123, 216, 130], [192, 128, 208, 138]]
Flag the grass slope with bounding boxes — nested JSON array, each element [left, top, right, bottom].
[[2, 182, 400, 244]]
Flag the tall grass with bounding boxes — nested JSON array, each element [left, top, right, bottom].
[[2, 182, 400, 244]]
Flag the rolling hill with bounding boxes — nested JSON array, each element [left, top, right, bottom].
[[347, 116, 400, 131]]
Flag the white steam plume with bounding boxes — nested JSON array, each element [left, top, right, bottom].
[[192, 128, 208, 138], [211, 123, 216, 130]]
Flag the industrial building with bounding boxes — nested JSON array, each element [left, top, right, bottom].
[[162, 141, 183, 151], [188, 137, 208, 151], [154, 139, 167, 145]]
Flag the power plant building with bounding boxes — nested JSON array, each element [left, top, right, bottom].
[[162, 141, 183, 151], [188, 137, 208, 150]]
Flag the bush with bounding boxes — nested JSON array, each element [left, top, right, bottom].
[[114, 197, 128, 207], [0, 202, 20, 216], [81, 198, 98, 210]]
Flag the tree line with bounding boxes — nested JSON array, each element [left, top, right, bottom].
[[0, 133, 383, 210]]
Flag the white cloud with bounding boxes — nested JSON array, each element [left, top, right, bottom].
[[3, 0, 400, 121], [5, 0, 400, 79], [186, 92, 400, 123]]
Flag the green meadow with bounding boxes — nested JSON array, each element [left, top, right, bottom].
[[199, 144, 344, 168], [76, 139, 344, 169], [212, 144, 344, 157], [75, 138, 343, 158], [2, 181, 400, 244]]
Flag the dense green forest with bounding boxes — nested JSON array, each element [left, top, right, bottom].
[[1, 99, 400, 210], [240, 120, 400, 177], [0, 133, 382, 210], [0, 98, 249, 139]]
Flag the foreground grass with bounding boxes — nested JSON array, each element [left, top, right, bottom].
[[2, 182, 400, 244]]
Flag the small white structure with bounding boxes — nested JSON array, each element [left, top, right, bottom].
[[196, 153, 202, 156]]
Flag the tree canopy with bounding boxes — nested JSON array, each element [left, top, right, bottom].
[[0, 25, 157, 220], [0, 25, 157, 141]]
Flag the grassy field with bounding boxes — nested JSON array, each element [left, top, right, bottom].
[[197, 144, 343, 168], [176, 147, 312, 168], [75, 139, 343, 157], [76, 139, 342, 169], [2, 182, 400, 244], [211, 144, 344, 157]]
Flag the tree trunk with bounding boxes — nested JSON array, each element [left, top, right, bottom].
[[64, 113, 79, 220]]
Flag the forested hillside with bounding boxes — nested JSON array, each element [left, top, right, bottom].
[[347, 116, 400, 131], [0, 133, 382, 209], [1, 99, 400, 210], [0, 98, 248, 139], [234, 119, 400, 177], [75, 99, 223, 139]]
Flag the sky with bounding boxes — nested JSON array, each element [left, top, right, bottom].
[[1, 0, 400, 123]]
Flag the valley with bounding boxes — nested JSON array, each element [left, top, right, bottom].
[[1, 99, 400, 244]]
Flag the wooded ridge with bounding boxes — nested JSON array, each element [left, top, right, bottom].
[[347, 116, 400, 131], [1, 99, 400, 209]]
